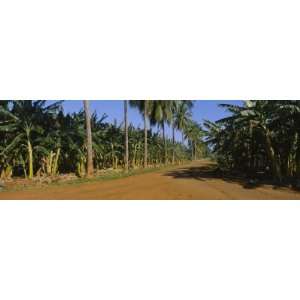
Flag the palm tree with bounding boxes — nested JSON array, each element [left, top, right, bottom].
[[83, 100, 94, 177], [184, 120, 203, 160], [172, 101, 193, 163], [129, 100, 150, 168], [149, 101, 175, 164], [0, 100, 196, 179], [144, 101, 148, 168], [124, 100, 129, 172]]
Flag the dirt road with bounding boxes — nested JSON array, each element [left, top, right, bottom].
[[1, 160, 300, 200]]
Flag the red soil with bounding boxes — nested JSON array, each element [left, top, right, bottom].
[[1, 160, 300, 200]]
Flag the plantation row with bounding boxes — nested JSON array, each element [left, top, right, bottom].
[[204, 100, 300, 184], [0, 100, 207, 179]]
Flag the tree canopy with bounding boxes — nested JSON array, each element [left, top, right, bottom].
[[204, 100, 300, 184], [0, 100, 207, 179]]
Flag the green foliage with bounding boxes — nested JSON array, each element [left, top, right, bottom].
[[0, 100, 208, 179], [204, 100, 300, 183]]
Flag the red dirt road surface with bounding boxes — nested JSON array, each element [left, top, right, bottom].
[[1, 160, 300, 200]]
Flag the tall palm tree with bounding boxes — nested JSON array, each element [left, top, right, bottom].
[[144, 101, 148, 168], [0, 100, 196, 179], [124, 100, 129, 172], [171, 102, 178, 164], [129, 100, 150, 168], [172, 101, 193, 163], [184, 120, 203, 160], [83, 100, 94, 177], [149, 100, 174, 164]]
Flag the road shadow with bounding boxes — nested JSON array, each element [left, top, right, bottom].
[[163, 163, 276, 190]]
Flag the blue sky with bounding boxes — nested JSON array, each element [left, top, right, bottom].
[[56, 100, 243, 141]]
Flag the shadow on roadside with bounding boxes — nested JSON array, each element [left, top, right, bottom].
[[163, 163, 295, 190]]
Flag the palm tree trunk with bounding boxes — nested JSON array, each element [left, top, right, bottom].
[[172, 125, 175, 164], [133, 144, 137, 168], [124, 100, 129, 172], [28, 140, 33, 179], [162, 122, 167, 164], [144, 100, 148, 168], [83, 100, 94, 177]]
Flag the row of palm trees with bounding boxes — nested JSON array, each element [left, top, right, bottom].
[[0, 100, 206, 179], [204, 100, 300, 184], [85, 100, 206, 175]]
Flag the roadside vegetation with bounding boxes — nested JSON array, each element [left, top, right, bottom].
[[204, 100, 300, 187], [2, 100, 299, 191], [0, 100, 207, 184]]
